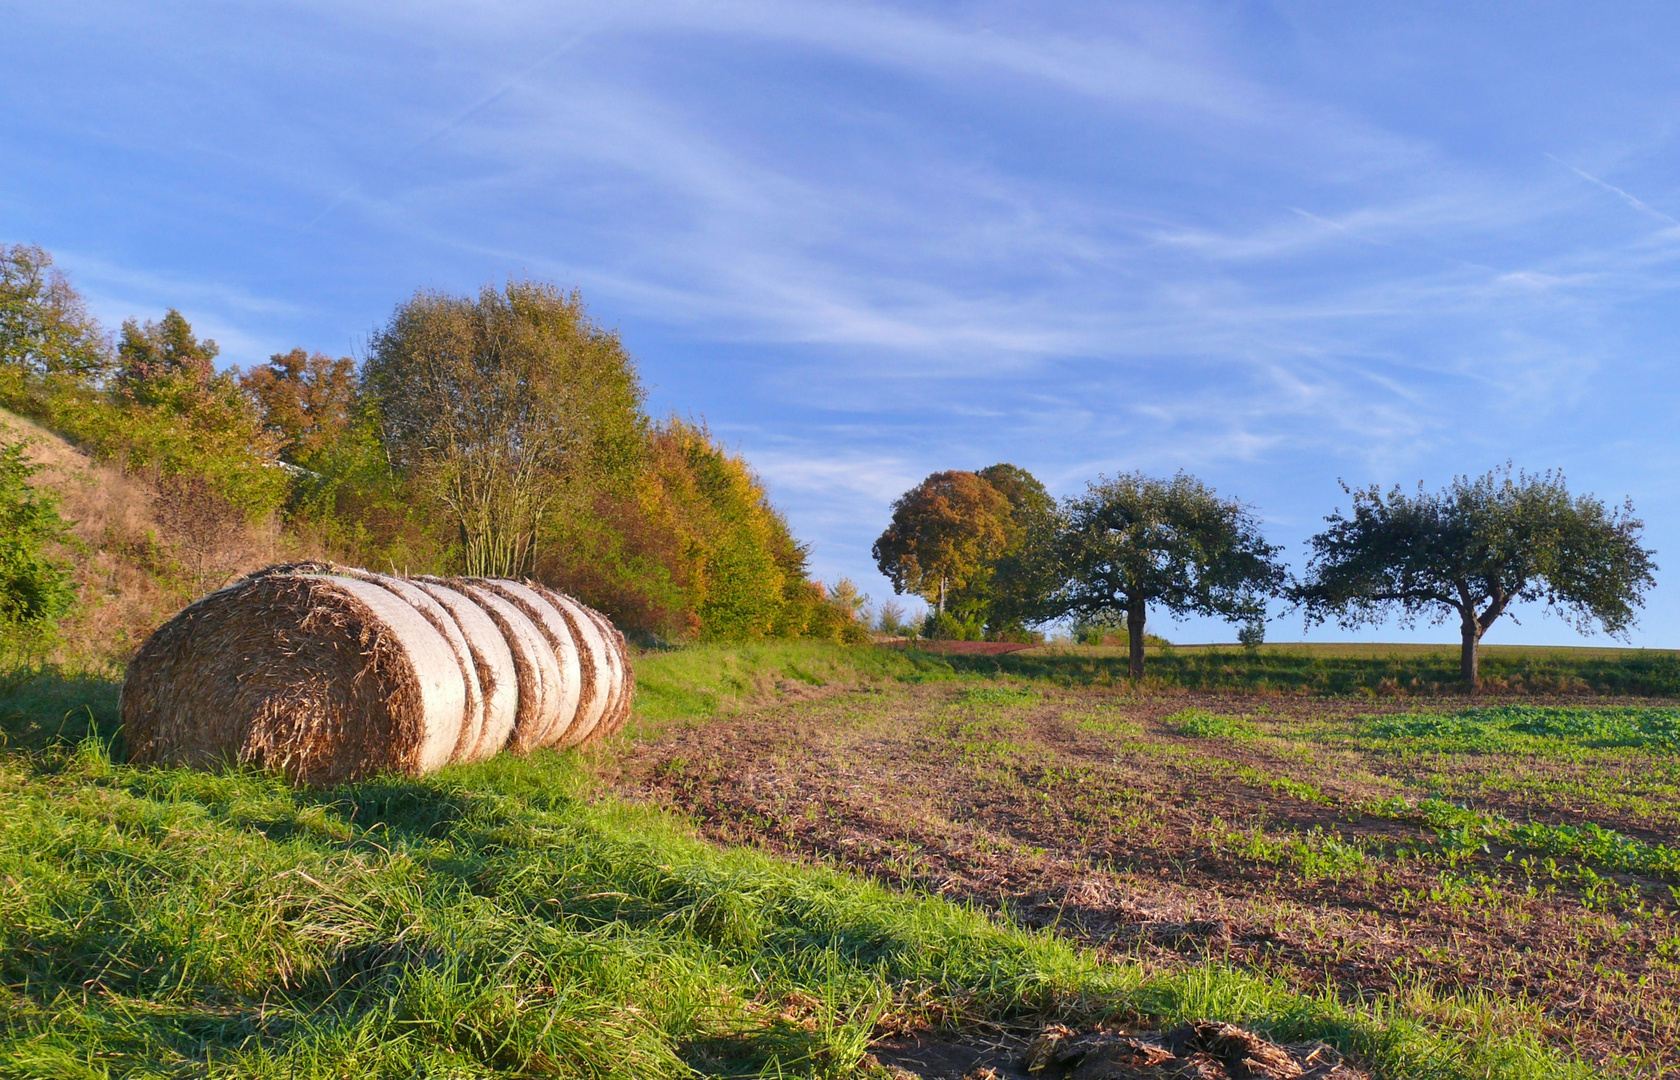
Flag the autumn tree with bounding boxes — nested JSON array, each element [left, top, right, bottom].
[[1292, 467, 1656, 690], [364, 280, 646, 578], [872, 470, 1012, 622], [1045, 472, 1285, 678], [240, 348, 358, 464]]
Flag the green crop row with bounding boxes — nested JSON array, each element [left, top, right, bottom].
[[1365, 796, 1680, 881]]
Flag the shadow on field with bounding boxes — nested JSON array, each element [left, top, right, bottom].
[[677, 1028, 846, 1079], [910, 645, 1680, 696], [315, 778, 477, 839], [0, 665, 123, 754]]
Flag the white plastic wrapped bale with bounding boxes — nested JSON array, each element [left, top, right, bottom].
[[468, 580, 585, 747], [532, 584, 616, 746], [574, 597, 633, 739], [332, 568, 488, 763], [412, 579, 519, 761], [120, 571, 467, 786], [451, 580, 564, 754]]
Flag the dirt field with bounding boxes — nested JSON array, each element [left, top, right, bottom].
[[601, 681, 1680, 1076]]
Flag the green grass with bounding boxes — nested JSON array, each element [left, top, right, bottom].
[[0, 731, 1592, 1079], [629, 641, 958, 728], [923, 642, 1680, 697]]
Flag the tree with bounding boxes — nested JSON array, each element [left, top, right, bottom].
[[240, 349, 359, 464], [974, 462, 1060, 633], [116, 309, 219, 406], [1044, 472, 1285, 678], [872, 470, 1012, 622], [1293, 467, 1656, 690], [0, 244, 110, 382], [364, 280, 646, 578]]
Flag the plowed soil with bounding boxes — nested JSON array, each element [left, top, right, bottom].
[[600, 683, 1680, 1076]]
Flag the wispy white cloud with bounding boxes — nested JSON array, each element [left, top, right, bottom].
[[12, 1, 1680, 642], [1549, 154, 1680, 227]]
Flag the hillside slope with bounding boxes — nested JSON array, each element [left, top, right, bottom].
[[0, 407, 289, 664]]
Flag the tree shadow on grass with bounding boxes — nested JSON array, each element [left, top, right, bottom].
[[306, 777, 479, 840], [678, 1024, 849, 1079], [0, 664, 123, 755]]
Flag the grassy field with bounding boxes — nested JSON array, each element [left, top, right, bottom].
[[906, 640, 1680, 697], [3, 644, 1671, 1077]]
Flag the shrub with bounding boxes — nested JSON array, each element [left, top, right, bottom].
[[0, 439, 74, 652]]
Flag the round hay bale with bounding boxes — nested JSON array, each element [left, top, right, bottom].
[[529, 584, 609, 747], [121, 572, 466, 786], [449, 580, 562, 754], [469, 580, 582, 748], [579, 600, 630, 741], [331, 568, 487, 763], [594, 608, 635, 738], [412, 579, 518, 761]]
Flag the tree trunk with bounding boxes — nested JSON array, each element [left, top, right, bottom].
[[1127, 603, 1146, 680], [1460, 614, 1481, 693], [938, 577, 946, 616]]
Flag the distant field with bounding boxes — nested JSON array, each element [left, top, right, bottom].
[[902, 640, 1680, 697], [1086, 641, 1679, 662]]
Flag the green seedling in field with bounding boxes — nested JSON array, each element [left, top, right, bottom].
[[1169, 708, 1260, 740], [1365, 795, 1680, 882], [1360, 704, 1680, 756], [958, 684, 1041, 707]]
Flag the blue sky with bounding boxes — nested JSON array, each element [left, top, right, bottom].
[[6, 2, 1680, 646]]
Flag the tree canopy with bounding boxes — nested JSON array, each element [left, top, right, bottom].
[[117, 309, 221, 406], [0, 248, 871, 648], [240, 349, 358, 465], [872, 470, 1012, 625], [364, 281, 647, 577], [974, 462, 1060, 634], [1044, 472, 1285, 677], [1292, 467, 1657, 688], [0, 244, 110, 381]]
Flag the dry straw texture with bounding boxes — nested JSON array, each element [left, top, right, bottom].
[[121, 563, 634, 784]]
